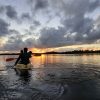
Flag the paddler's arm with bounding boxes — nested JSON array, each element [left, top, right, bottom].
[[14, 55, 21, 66]]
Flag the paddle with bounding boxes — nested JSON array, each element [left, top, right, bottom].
[[5, 58, 17, 62]]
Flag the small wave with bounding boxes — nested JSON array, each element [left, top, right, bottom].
[[31, 83, 67, 100]]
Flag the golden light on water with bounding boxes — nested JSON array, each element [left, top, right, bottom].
[[30, 54, 48, 68]]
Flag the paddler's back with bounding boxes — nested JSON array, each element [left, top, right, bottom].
[[20, 52, 30, 65]]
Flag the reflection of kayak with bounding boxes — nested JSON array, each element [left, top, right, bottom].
[[14, 63, 33, 76]]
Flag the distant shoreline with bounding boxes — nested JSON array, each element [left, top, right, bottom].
[[0, 53, 19, 55], [0, 50, 100, 55]]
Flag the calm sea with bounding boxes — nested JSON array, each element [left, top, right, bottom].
[[31, 54, 100, 66], [0, 54, 100, 100], [1, 54, 100, 67]]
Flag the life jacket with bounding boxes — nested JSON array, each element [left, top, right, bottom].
[[20, 52, 30, 65]]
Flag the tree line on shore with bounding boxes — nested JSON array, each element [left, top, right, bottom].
[[1, 50, 100, 55], [44, 50, 100, 54]]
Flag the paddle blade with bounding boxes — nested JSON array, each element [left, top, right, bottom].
[[6, 58, 16, 62]]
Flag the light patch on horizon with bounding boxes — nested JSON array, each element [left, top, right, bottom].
[[29, 48, 46, 53], [28, 44, 100, 53], [50, 44, 100, 52], [0, 37, 8, 46]]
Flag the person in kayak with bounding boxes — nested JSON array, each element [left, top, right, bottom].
[[14, 48, 32, 66], [28, 51, 32, 58], [14, 50, 23, 66]]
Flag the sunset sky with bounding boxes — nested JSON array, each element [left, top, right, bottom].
[[0, 0, 100, 52]]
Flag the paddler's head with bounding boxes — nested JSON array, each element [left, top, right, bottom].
[[20, 50, 23, 54], [24, 47, 28, 53]]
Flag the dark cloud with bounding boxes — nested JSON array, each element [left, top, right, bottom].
[[95, 16, 100, 27], [37, 27, 67, 48], [35, 0, 100, 48], [0, 5, 18, 21], [29, 20, 41, 30], [3, 35, 37, 50], [21, 13, 31, 20], [88, 0, 100, 12], [1, 0, 100, 50], [33, 20, 41, 26], [3, 37, 24, 50], [29, 0, 48, 10], [34, 0, 48, 10], [2, 31, 26, 50], [0, 18, 9, 36], [9, 29, 21, 36], [29, 20, 41, 31], [60, 0, 100, 44], [0, 6, 5, 14], [51, 0, 100, 15], [2, 28, 37, 50], [5, 5, 18, 19], [0, 28, 25, 50], [88, 31, 100, 43], [25, 38, 37, 47]]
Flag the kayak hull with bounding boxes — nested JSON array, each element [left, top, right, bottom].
[[14, 64, 33, 76]]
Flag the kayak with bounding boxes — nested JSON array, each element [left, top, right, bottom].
[[15, 63, 33, 69], [14, 63, 33, 76]]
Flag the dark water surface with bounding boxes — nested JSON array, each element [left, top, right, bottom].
[[0, 54, 100, 100]]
